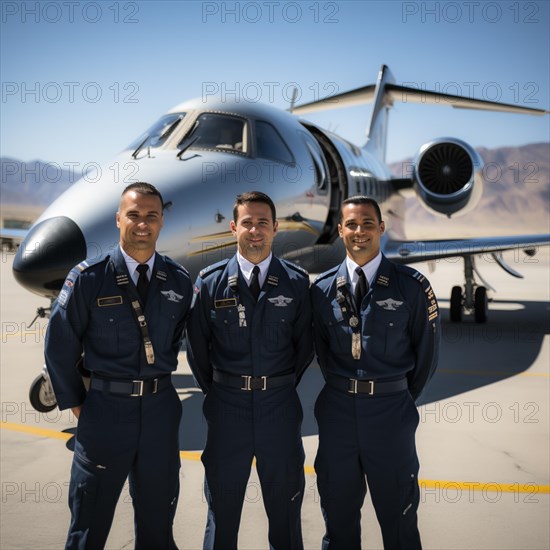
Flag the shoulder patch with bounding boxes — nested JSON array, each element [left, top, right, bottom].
[[280, 259, 309, 278], [199, 259, 229, 279], [313, 265, 339, 285], [396, 264, 439, 320], [57, 256, 109, 308]]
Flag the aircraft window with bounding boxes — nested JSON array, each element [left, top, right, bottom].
[[256, 121, 294, 164], [128, 113, 186, 150], [178, 113, 247, 153]]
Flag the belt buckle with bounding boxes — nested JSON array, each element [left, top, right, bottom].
[[241, 375, 252, 391], [368, 380, 374, 395], [152, 378, 159, 394], [348, 378, 358, 394], [131, 380, 144, 397], [241, 375, 267, 391]]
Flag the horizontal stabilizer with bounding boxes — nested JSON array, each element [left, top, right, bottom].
[[293, 82, 549, 116]]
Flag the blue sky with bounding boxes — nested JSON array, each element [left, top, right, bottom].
[[1, 0, 549, 170]]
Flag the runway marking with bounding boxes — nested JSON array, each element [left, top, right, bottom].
[[2, 421, 549, 494]]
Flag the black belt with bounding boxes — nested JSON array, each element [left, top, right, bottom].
[[326, 373, 408, 395], [213, 370, 295, 391], [90, 375, 171, 397]]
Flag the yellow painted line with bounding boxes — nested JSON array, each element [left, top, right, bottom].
[[2, 421, 548, 494], [1, 421, 72, 441]]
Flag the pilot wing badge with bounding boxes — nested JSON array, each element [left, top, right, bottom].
[[268, 295, 294, 307], [161, 290, 184, 303], [376, 298, 404, 311]]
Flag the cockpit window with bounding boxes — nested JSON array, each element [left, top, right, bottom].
[[128, 113, 186, 150], [255, 120, 294, 164], [178, 113, 247, 153]]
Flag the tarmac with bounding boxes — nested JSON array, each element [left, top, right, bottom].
[[1, 247, 549, 549]]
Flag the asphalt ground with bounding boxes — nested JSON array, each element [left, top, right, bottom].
[[1, 247, 549, 549]]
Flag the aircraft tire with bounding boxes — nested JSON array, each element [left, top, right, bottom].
[[474, 286, 488, 324], [450, 286, 462, 323], [29, 374, 57, 413]]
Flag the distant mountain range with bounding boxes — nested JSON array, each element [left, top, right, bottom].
[[1, 143, 548, 235]]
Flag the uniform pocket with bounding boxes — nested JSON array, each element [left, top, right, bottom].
[[68, 451, 107, 534], [371, 309, 409, 360]]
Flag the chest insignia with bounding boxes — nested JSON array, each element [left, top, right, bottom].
[[268, 295, 293, 307], [376, 298, 404, 311], [161, 290, 184, 303]]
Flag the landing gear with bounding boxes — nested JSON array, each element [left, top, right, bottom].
[[474, 286, 488, 323], [449, 255, 491, 323], [450, 286, 462, 322], [29, 366, 57, 412]]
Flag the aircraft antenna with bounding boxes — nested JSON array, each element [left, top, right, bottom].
[[289, 87, 298, 114]]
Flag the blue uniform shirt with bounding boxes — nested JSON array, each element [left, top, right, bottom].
[[186, 255, 314, 393], [311, 255, 440, 401], [45, 246, 193, 410]]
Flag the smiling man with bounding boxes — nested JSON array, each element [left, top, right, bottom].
[[311, 196, 440, 550], [45, 182, 192, 549], [186, 191, 313, 550]]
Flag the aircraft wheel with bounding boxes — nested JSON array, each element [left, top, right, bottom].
[[474, 286, 488, 324], [29, 374, 57, 412], [450, 286, 462, 323]]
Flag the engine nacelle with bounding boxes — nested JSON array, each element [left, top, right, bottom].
[[413, 138, 483, 217]]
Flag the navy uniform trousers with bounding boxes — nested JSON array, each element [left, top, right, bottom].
[[201, 383, 305, 550], [314, 385, 421, 550], [66, 383, 182, 550]]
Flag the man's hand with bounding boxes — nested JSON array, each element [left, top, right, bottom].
[[71, 406, 82, 419]]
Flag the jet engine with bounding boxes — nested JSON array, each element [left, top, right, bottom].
[[413, 137, 483, 217]]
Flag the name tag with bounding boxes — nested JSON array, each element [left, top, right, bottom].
[[97, 296, 123, 307], [215, 298, 237, 309]]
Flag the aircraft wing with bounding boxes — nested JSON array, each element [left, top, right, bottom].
[[384, 234, 550, 264]]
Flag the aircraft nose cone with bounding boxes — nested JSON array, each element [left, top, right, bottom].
[[13, 216, 87, 297]]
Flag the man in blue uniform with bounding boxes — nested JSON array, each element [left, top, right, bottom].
[[45, 182, 192, 549], [311, 196, 440, 550], [186, 191, 313, 550]]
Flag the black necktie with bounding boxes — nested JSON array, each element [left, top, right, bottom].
[[355, 267, 368, 311], [136, 264, 150, 304], [249, 265, 261, 300]]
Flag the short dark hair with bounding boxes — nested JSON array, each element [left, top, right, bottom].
[[340, 196, 382, 223], [121, 182, 164, 210], [233, 191, 277, 223]]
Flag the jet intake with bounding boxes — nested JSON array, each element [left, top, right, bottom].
[[413, 138, 483, 217]]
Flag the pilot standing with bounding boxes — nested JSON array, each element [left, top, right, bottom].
[[45, 182, 192, 549], [311, 196, 440, 550], [186, 191, 313, 550]]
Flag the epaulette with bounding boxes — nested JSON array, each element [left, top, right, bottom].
[[74, 255, 110, 273], [395, 263, 427, 285], [313, 265, 339, 284], [280, 258, 309, 278], [164, 255, 189, 276], [199, 258, 229, 279]]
